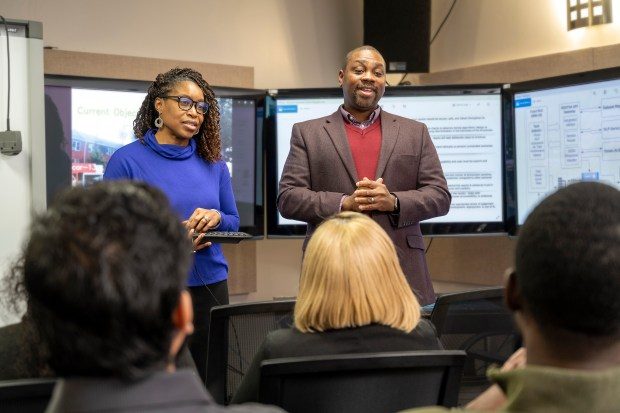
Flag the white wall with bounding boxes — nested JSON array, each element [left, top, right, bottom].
[[0, 29, 45, 325], [430, 0, 620, 72], [0, 0, 363, 89]]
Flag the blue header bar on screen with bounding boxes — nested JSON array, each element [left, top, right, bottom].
[[277, 105, 298, 113], [514, 97, 532, 108]]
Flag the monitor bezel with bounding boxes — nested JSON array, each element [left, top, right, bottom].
[[503, 66, 620, 235], [44, 75, 266, 237], [266, 84, 509, 237]]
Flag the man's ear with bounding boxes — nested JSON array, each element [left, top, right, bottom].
[[338, 69, 344, 87], [505, 268, 522, 312], [172, 290, 194, 335]]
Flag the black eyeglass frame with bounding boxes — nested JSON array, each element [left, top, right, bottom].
[[161, 95, 210, 115]]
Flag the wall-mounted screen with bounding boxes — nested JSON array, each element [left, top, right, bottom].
[[44, 76, 265, 236], [507, 68, 620, 232], [267, 86, 506, 236]]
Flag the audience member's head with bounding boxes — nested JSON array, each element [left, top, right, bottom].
[[294, 211, 420, 333], [11, 180, 194, 379], [508, 181, 620, 363]]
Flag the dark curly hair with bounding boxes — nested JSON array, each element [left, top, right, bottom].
[[134, 67, 221, 162], [8, 181, 192, 379], [516, 181, 620, 337]]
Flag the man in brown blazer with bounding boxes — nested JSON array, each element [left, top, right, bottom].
[[278, 46, 450, 305]]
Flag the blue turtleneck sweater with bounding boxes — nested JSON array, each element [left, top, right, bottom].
[[103, 129, 239, 286]]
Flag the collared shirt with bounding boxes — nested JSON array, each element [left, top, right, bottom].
[[340, 105, 382, 129]]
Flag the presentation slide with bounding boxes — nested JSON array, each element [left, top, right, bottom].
[[382, 94, 503, 224], [514, 78, 620, 224], [71, 88, 145, 185], [275, 93, 503, 226]]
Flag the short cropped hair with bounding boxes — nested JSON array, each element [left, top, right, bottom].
[[342, 45, 385, 70], [294, 212, 421, 333], [516, 181, 620, 337], [17, 181, 192, 379]]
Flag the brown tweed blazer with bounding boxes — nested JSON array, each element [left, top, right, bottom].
[[278, 109, 451, 305]]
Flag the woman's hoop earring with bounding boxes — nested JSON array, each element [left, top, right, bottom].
[[154, 115, 163, 129]]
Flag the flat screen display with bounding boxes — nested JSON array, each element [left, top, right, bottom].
[[44, 76, 265, 235], [509, 68, 620, 230], [267, 86, 506, 236]]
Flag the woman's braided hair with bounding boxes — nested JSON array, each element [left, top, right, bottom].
[[133, 67, 221, 162]]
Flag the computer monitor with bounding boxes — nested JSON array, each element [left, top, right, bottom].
[[506, 67, 620, 233], [44, 76, 265, 236], [266, 85, 507, 236]]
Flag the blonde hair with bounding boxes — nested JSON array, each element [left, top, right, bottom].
[[294, 212, 421, 333]]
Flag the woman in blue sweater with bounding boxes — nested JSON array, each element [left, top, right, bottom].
[[104, 68, 239, 382]]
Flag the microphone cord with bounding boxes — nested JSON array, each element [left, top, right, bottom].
[[0, 16, 12, 130]]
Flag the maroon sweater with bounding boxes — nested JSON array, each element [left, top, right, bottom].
[[344, 118, 382, 180]]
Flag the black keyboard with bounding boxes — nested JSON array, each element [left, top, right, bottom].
[[193, 231, 253, 244]]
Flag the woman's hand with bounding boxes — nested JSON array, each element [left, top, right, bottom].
[[185, 208, 221, 231], [183, 208, 222, 252], [188, 229, 211, 252]]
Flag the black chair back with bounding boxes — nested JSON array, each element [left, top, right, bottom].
[[205, 299, 296, 404], [0, 378, 56, 413], [430, 287, 521, 404], [259, 350, 466, 413]]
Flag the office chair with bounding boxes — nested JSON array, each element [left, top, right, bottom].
[[205, 299, 296, 404], [259, 350, 466, 413], [0, 378, 56, 413], [430, 287, 521, 404]]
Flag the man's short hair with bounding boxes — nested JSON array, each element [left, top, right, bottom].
[[20, 181, 192, 379], [342, 45, 384, 70], [515, 181, 620, 337]]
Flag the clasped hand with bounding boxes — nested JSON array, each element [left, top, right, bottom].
[[343, 177, 395, 213]]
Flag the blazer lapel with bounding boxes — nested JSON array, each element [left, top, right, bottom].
[[323, 111, 358, 184], [376, 110, 399, 179]]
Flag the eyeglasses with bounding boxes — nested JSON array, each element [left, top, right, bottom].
[[161, 96, 209, 115]]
